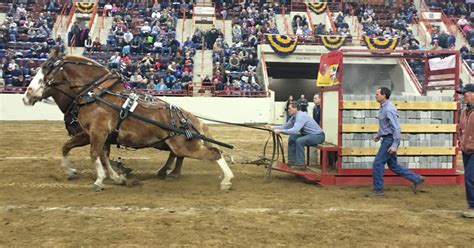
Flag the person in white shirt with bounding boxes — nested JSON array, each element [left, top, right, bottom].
[[130, 71, 146, 89], [457, 15, 468, 28], [16, 4, 26, 15], [108, 52, 121, 68], [151, 10, 161, 20], [123, 31, 133, 44], [153, 39, 163, 53], [141, 22, 151, 35], [104, 2, 113, 16], [295, 27, 304, 36]]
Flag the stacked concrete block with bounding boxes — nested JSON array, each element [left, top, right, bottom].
[[343, 95, 454, 102], [341, 95, 456, 170], [341, 134, 453, 147], [341, 156, 453, 169], [342, 109, 454, 124]]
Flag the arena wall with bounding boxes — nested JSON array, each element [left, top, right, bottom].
[[0, 93, 289, 124]]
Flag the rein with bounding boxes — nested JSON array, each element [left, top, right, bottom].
[[91, 94, 234, 149], [190, 114, 286, 180]]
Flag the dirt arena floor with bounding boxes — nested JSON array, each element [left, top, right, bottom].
[[0, 121, 473, 246]]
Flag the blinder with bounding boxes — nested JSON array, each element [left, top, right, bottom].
[[43, 58, 65, 86]]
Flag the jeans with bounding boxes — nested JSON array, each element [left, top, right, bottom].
[[462, 152, 474, 209], [288, 133, 325, 165], [372, 135, 422, 192]]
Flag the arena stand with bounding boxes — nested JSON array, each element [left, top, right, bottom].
[[418, 0, 473, 75], [0, 0, 271, 97], [81, 1, 196, 96], [0, 0, 64, 89], [210, 1, 276, 97], [1, 0, 470, 97]]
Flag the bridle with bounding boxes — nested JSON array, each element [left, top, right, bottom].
[[38, 56, 123, 116], [41, 56, 121, 100]]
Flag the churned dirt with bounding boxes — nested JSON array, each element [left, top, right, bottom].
[[0, 121, 473, 247]]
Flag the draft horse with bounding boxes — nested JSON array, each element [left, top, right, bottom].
[[62, 120, 184, 181], [22, 50, 234, 191], [60, 88, 184, 181]]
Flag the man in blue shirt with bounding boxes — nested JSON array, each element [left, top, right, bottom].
[[266, 102, 325, 170], [367, 87, 424, 197]]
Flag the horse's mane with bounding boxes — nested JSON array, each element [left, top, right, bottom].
[[64, 54, 105, 68], [137, 97, 168, 110]]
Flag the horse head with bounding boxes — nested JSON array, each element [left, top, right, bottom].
[[23, 48, 110, 106]]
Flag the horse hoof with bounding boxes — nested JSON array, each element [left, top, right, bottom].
[[92, 184, 104, 192], [112, 179, 125, 185], [157, 173, 167, 180], [125, 178, 141, 187], [66, 173, 79, 180], [165, 174, 178, 181], [220, 183, 232, 191]]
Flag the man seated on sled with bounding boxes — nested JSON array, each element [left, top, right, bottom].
[[266, 101, 325, 170]]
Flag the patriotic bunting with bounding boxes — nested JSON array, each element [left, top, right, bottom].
[[308, 3, 327, 15], [266, 35, 298, 56], [75, 2, 96, 14], [363, 36, 399, 50], [320, 35, 347, 51]]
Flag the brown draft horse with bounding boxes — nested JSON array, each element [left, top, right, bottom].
[[63, 111, 184, 181], [23, 49, 234, 191], [62, 123, 184, 181]]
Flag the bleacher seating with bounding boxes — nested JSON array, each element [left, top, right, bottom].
[[3, 0, 465, 96]]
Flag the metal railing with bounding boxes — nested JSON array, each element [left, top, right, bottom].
[[88, 6, 98, 30], [200, 36, 205, 79], [260, 51, 269, 92], [305, 3, 315, 34], [190, 4, 196, 38], [401, 58, 424, 95], [0, 85, 271, 98], [65, 4, 77, 32], [69, 34, 76, 54], [98, 5, 107, 41], [463, 59, 474, 76], [52, 4, 68, 37], [181, 9, 186, 42], [282, 6, 290, 35], [325, 5, 337, 34]]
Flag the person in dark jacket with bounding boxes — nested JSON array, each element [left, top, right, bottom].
[[312, 94, 321, 125], [457, 84, 474, 218], [297, 94, 309, 112]]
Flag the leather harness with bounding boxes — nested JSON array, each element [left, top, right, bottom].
[[43, 56, 233, 149]]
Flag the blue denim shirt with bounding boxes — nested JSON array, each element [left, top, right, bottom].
[[276, 111, 323, 135], [378, 100, 401, 148]]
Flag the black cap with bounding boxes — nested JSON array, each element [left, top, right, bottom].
[[456, 84, 474, 94]]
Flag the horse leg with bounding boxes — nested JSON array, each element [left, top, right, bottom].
[[216, 155, 234, 191], [167, 142, 234, 191], [61, 132, 89, 180], [166, 156, 184, 181], [100, 145, 126, 185], [189, 148, 234, 190], [89, 131, 109, 191], [157, 152, 176, 179]]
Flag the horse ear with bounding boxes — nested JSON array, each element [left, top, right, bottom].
[[48, 47, 60, 59]]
